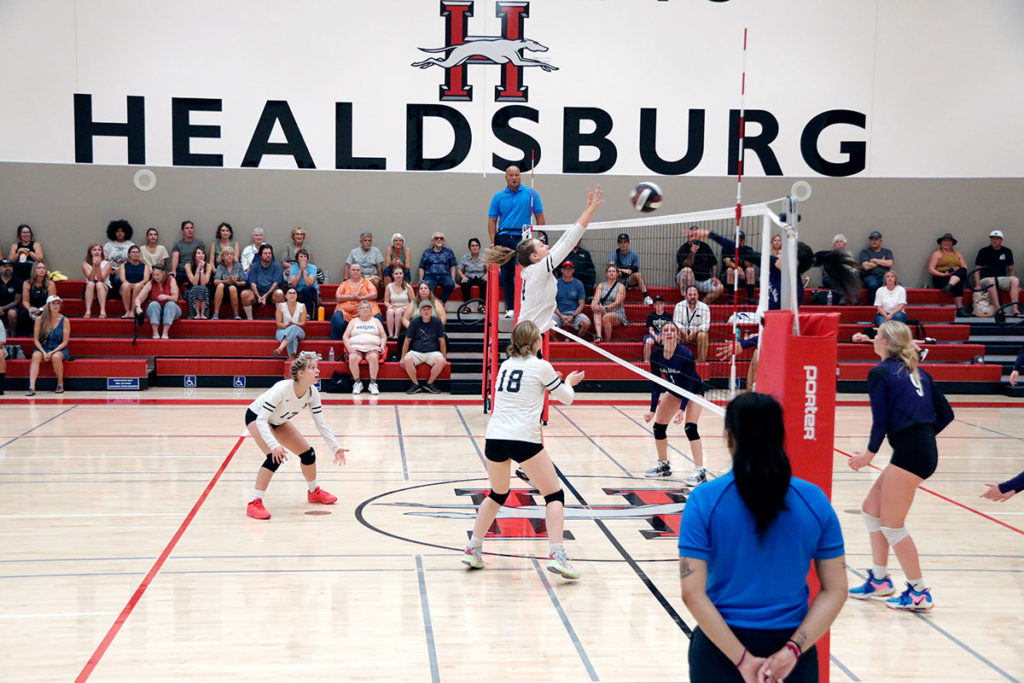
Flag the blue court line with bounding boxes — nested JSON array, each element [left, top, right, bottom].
[[0, 405, 77, 451], [453, 405, 487, 466], [830, 654, 860, 682], [553, 406, 634, 477], [954, 418, 1024, 442], [414, 555, 441, 683], [394, 405, 410, 480], [531, 558, 599, 681], [846, 568, 1019, 682]]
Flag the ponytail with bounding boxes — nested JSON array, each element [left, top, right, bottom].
[[724, 393, 791, 539], [484, 237, 538, 268], [506, 320, 540, 358], [877, 320, 920, 383]]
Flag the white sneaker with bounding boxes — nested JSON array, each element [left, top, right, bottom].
[[684, 468, 707, 486], [644, 460, 671, 478], [368, 382, 379, 395], [644, 295, 654, 305], [352, 380, 363, 394], [504, 310, 514, 319]]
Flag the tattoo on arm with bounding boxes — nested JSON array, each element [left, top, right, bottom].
[[791, 630, 807, 649], [678, 558, 694, 579]]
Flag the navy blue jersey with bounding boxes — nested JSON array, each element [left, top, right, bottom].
[[1000, 470, 1024, 494], [649, 343, 699, 412], [867, 358, 954, 452]]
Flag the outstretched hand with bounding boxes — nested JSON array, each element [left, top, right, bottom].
[[333, 447, 349, 466], [565, 370, 586, 387], [578, 185, 606, 228]]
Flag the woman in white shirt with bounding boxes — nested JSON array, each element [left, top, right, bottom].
[[244, 352, 348, 520], [81, 243, 112, 318], [384, 266, 414, 339], [343, 300, 388, 395], [273, 286, 307, 360], [873, 270, 908, 327], [140, 228, 170, 268], [461, 320, 586, 579]]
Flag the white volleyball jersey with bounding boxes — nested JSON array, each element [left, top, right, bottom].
[[486, 355, 575, 443], [518, 222, 586, 334], [248, 379, 341, 454]]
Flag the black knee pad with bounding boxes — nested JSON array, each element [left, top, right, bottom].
[[261, 454, 281, 472], [684, 422, 700, 442], [487, 489, 509, 505], [653, 422, 668, 440], [298, 447, 315, 465], [544, 490, 565, 505]]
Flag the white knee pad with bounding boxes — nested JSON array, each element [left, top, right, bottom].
[[861, 510, 881, 533], [880, 525, 910, 546]]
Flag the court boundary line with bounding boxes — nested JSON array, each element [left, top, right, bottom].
[[0, 405, 77, 450], [394, 405, 410, 480], [414, 555, 441, 683], [530, 557, 599, 681], [74, 434, 245, 682]]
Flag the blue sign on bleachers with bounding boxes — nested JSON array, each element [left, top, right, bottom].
[[184, 375, 197, 388], [107, 377, 140, 391], [233, 376, 246, 388]]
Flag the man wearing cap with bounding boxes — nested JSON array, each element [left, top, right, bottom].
[[676, 226, 724, 304], [975, 230, 1019, 316], [401, 300, 448, 394], [418, 232, 458, 304], [609, 233, 653, 305], [488, 164, 545, 318], [859, 231, 895, 302], [552, 261, 591, 336], [721, 231, 758, 303], [643, 295, 672, 362], [0, 258, 22, 338]]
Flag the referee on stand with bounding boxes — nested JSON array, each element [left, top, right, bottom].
[[488, 164, 545, 319]]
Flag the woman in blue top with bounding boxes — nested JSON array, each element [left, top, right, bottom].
[[27, 295, 71, 396], [848, 320, 953, 611], [679, 393, 847, 683]]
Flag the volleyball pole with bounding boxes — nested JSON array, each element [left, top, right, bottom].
[[729, 28, 748, 397]]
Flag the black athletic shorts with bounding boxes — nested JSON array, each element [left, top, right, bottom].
[[485, 438, 544, 464], [244, 409, 283, 429], [888, 423, 938, 480]]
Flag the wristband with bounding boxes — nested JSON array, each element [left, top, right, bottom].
[[735, 647, 747, 668], [785, 641, 802, 659]]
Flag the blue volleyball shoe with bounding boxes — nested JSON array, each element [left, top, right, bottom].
[[886, 583, 934, 611], [849, 570, 895, 599]]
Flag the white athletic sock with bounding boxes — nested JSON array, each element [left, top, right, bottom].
[[872, 565, 888, 578], [253, 489, 265, 500], [549, 542, 564, 555], [469, 535, 484, 549], [909, 578, 927, 592], [307, 479, 318, 493]]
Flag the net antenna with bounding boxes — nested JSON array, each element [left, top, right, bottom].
[[728, 27, 749, 398], [779, 180, 813, 333]]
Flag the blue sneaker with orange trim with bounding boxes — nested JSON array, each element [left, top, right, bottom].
[[886, 583, 934, 611], [849, 569, 895, 599]]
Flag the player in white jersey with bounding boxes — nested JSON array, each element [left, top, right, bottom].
[[244, 352, 348, 519], [484, 186, 605, 332], [461, 320, 585, 578]]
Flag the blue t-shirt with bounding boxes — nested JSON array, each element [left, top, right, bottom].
[[247, 260, 284, 292], [419, 247, 457, 277], [678, 471, 845, 630], [555, 277, 586, 314], [610, 248, 640, 272], [489, 186, 544, 236], [288, 263, 319, 294]]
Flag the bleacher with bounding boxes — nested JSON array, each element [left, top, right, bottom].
[[2, 279, 1011, 395]]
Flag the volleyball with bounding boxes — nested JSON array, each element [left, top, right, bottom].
[[630, 182, 662, 213]]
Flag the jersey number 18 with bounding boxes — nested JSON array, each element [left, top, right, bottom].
[[496, 369, 523, 393]]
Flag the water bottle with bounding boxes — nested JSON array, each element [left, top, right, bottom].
[[328, 346, 335, 362], [826, 290, 833, 306]]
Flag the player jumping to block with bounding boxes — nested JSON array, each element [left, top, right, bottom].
[[245, 352, 349, 520], [462, 320, 585, 579]]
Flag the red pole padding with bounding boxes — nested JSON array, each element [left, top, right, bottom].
[[755, 310, 839, 683], [482, 263, 502, 411]]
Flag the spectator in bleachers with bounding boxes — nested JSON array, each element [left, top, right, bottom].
[[8, 224, 43, 282], [282, 226, 312, 271], [344, 300, 387, 395], [140, 228, 169, 269], [859, 231, 894, 303], [821, 233, 859, 303], [103, 220, 135, 297], [81, 243, 111, 318], [673, 284, 710, 362], [401, 300, 447, 394], [288, 248, 319, 318], [552, 260, 591, 337], [609, 233, 653, 305], [240, 227, 266, 274], [330, 263, 379, 340], [212, 246, 245, 319], [242, 244, 285, 320], [21, 260, 54, 335], [383, 266, 413, 339], [564, 240, 597, 294], [643, 295, 672, 362], [404, 280, 447, 330], [212, 222, 239, 266], [134, 264, 181, 339], [927, 232, 969, 316], [676, 226, 724, 303], [419, 231, 458, 303], [383, 233, 411, 289], [345, 232, 384, 289], [170, 220, 206, 288], [975, 229, 1020, 317], [0, 258, 22, 337], [273, 286, 307, 361], [117, 245, 150, 318], [591, 264, 627, 343], [457, 237, 487, 303], [184, 246, 214, 319], [26, 295, 69, 396], [873, 270, 909, 327], [721, 230, 757, 303], [0, 329, 5, 394]]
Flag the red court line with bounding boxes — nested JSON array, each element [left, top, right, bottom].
[[833, 447, 1023, 536], [75, 435, 245, 682]]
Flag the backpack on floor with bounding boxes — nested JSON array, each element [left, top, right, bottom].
[[972, 290, 995, 318]]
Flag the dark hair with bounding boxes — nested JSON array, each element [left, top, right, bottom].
[[284, 285, 297, 295], [258, 244, 275, 258], [296, 248, 309, 259], [468, 237, 481, 248], [191, 246, 208, 268], [106, 219, 134, 242], [724, 393, 791, 539], [181, 220, 194, 231], [17, 224, 33, 241], [146, 227, 159, 238], [217, 222, 233, 239]]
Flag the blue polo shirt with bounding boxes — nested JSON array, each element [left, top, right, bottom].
[[555, 277, 586, 314], [678, 471, 844, 630], [489, 186, 544, 236]]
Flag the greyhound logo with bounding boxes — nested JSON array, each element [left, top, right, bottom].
[[413, 1, 554, 103]]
